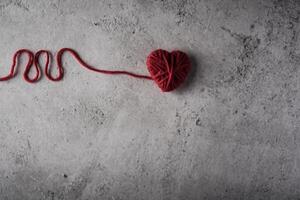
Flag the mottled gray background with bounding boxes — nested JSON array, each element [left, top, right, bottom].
[[0, 0, 299, 199]]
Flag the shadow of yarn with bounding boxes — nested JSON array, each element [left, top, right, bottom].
[[174, 51, 203, 94]]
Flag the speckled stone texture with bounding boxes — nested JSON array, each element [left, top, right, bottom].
[[0, 0, 299, 199]]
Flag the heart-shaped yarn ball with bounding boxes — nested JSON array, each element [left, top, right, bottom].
[[146, 49, 191, 92]]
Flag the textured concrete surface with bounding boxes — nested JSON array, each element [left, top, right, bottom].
[[0, 0, 299, 199]]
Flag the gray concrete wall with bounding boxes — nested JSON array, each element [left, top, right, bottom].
[[0, 0, 299, 199]]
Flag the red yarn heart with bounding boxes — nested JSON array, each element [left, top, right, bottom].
[[146, 49, 191, 92], [1, 48, 191, 92]]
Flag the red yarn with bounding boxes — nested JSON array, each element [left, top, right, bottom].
[[146, 49, 191, 92], [0, 49, 40, 83], [0, 48, 191, 92]]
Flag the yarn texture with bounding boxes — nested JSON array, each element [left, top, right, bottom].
[[0, 48, 191, 92], [146, 49, 191, 92]]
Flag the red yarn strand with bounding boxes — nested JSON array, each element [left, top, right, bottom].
[[0, 49, 41, 83], [0, 48, 152, 83]]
